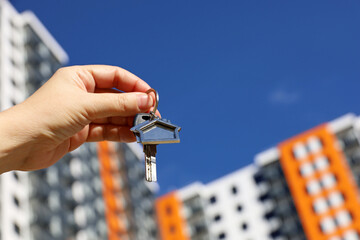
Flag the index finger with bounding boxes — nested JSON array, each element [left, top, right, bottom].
[[77, 65, 151, 93]]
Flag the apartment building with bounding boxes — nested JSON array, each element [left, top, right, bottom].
[[156, 114, 360, 240]]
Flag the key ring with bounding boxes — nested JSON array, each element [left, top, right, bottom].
[[146, 88, 159, 119]]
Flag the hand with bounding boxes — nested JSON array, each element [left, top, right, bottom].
[[0, 65, 157, 173]]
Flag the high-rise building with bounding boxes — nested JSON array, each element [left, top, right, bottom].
[[156, 113, 360, 240], [0, 1, 159, 240], [255, 113, 360, 240], [0, 1, 68, 239]]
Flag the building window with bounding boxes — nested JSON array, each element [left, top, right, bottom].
[[320, 217, 336, 234], [169, 225, 176, 233], [10, 38, 18, 48], [11, 99, 17, 106], [150, 228, 157, 237], [10, 19, 18, 30], [10, 58, 18, 68], [236, 204, 243, 212], [320, 173, 337, 190], [13, 172, 19, 181], [13, 196, 20, 207], [312, 197, 328, 214], [166, 205, 172, 216], [209, 195, 217, 204], [14, 223, 20, 235], [306, 179, 321, 195], [241, 223, 248, 230], [218, 232, 226, 239], [10, 77, 17, 87], [231, 186, 238, 195], [214, 214, 222, 222]]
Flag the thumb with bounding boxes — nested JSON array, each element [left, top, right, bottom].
[[85, 92, 153, 119]]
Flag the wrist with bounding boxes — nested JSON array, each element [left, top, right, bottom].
[[0, 105, 33, 173]]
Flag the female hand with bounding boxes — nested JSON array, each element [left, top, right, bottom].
[[0, 65, 156, 173]]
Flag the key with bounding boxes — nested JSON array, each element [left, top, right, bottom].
[[130, 89, 181, 182], [133, 113, 158, 181], [144, 145, 157, 181]]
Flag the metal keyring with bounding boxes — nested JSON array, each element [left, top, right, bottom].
[[146, 88, 159, 119]]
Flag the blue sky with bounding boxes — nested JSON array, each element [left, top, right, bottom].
[[12, 0, 360, 194]]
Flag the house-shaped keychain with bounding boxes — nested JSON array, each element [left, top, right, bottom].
[[130, 88, 181, 182], [130, 118, 181, 145]]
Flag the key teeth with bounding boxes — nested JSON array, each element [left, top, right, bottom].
[[145, 158, 157, 182], [144, 147, 157, 182]]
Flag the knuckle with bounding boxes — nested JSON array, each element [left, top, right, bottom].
[[117, 94, 128, 112], [54, 67, 66, 76], [54, 66, 77, 78], [117, 94, 135, 114]]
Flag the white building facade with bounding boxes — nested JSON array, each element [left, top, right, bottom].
[[156, 166, 271, 240]]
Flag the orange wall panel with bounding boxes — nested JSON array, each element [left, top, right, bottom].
[[156, 192, 189, 240], [97, 141, 127, 240], [279, 125, 360, 240]]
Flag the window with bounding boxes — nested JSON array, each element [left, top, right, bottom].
[[321, 174, 336, 189], [10, 77, 17, 87], [209, 195, 217, 204], [335, 210, 352, 227], [13, 196, 20, 207], [300, 162, 314, 177], [166, 205, 172, 215], [169, 225, 176, 233], [343, 230, 359, 240], [218, 232, 226, 239], [194, 224, 206, 234], [314, 156, 329, 171], [214, 214, 222, 222], [10, 19, 18, 30], [14, 223, 20, 235], [236, 204, 243, 212], [10, 38, 18, 48], [241, 223, 248, 230], [13, 172, 19, 181], [306, 180, 321, 195], [328, 192, 344, 208], [313, 197, 328, 214], [320, 217, 336, 234], [307, 137, 322, 153], [11, 99, 17, 106], [293, 143, 307, 159], [231, 186, 238, 195], [10, 58, 18, 68]]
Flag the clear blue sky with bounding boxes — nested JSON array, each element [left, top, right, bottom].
[[12, 0, 360, 194]]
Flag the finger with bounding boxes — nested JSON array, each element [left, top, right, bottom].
[[85, 92, 153, 120], [86, 124, 136, 142], [94, 88, 122, 94], [95, 88, 158, 111], [76, 65, 151, 93], [92, 116, 134, 126], [92, 110, 161, 125]]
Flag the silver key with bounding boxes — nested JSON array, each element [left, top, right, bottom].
[[130, 89, 181, 182], [144, 145, 157, 181]]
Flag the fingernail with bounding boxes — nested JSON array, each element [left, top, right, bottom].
[[137, 93, 151, 110]]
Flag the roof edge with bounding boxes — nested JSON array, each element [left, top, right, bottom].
[[254, 147, 279, 167], [21, 11, 68, 64]]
